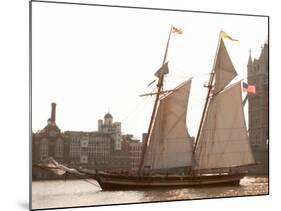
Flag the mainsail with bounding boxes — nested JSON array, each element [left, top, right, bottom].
[[144, 79, 193, 170], [192, 31, 255, 171], [194, 82, 254, 170]]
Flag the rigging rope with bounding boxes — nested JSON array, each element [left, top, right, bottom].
[[120, 87, 156, 123]]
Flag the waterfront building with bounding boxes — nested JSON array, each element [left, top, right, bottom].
[[64, 131, 112, 170], [32, 103, 70, 180], [65, 113, 137, 172], [33, 105, 144, 178], [122, 135, 142, 173]]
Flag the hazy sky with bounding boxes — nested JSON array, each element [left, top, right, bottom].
[[32, 2, 268, 139]]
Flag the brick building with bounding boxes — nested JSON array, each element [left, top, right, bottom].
[[64, 131, 112, 170], [32, 103, 70, 180], [122, 135, 142, 173], [65, 113, 137, 173], [32, 106, 143, 179]]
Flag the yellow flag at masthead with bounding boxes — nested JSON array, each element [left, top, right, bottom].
[[221, 31, 239, 41]]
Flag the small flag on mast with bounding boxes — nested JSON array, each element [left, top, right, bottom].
[[172, 26, 183, 34], [154, 62, 169, 78], [243, 82, 256, 94], [221, 31, 239, 41]]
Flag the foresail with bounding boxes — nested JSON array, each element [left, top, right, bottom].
[[194, 82, 254, 170], [213, 39, 237, 94], [144, 79, 194, 170]]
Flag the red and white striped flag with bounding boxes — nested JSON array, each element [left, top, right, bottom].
[[243, 82, 256, 94]]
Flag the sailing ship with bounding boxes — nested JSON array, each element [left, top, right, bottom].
[[34, 26, 255, 190], [90, 26, 255, 190]]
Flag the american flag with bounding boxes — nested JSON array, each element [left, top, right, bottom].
[[243, 82, 256, 94]]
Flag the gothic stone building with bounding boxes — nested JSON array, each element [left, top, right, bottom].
[[247, 41, 269, 175]]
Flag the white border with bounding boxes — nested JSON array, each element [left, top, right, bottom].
[[1, 0, 279, 211]]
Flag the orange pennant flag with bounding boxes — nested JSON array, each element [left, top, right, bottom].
[[172, 26, 183, 34]]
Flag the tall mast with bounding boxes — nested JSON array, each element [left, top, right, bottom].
[[137, 25, 173, 175], [191, 31, 223, 170]]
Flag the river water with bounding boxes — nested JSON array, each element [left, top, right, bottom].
[[32, 176, 268, 210]]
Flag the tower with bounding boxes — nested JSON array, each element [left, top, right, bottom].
[[247, 41, 269, 175], [104, 112, 113, 126], [97, 112, 122, 151]]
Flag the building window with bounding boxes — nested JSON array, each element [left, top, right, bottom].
[[81, 138, 89, 148], [55, 138, 64, 157], [80, 155, 88, 164], [40, 138, 48, 160], [264, 77, 268, 85], [49, 130, 57, 137]]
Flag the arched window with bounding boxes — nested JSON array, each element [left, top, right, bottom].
[[40, 138, 48, 160], [55, 138, 64, 157]]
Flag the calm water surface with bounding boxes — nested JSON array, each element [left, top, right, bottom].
[[32, 176, 268, 209]]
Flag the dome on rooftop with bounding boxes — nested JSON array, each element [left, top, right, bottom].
[[104, 112, 113, 119]]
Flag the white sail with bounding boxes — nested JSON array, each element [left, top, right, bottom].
[[194, 82, 254, 170], [213, 39, 237, 94], [144, 79, 194, 170]]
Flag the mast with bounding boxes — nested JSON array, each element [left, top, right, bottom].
[[137, 25, 173, 175], [191, 31, 223, 170]]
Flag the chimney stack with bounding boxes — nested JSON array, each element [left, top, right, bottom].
[[51, 102, 56, 123]]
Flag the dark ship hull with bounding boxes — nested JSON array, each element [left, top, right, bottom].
[[92, 172, 246, 190]]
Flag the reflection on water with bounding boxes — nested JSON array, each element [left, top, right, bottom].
[[32, 176, 268, 210]]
